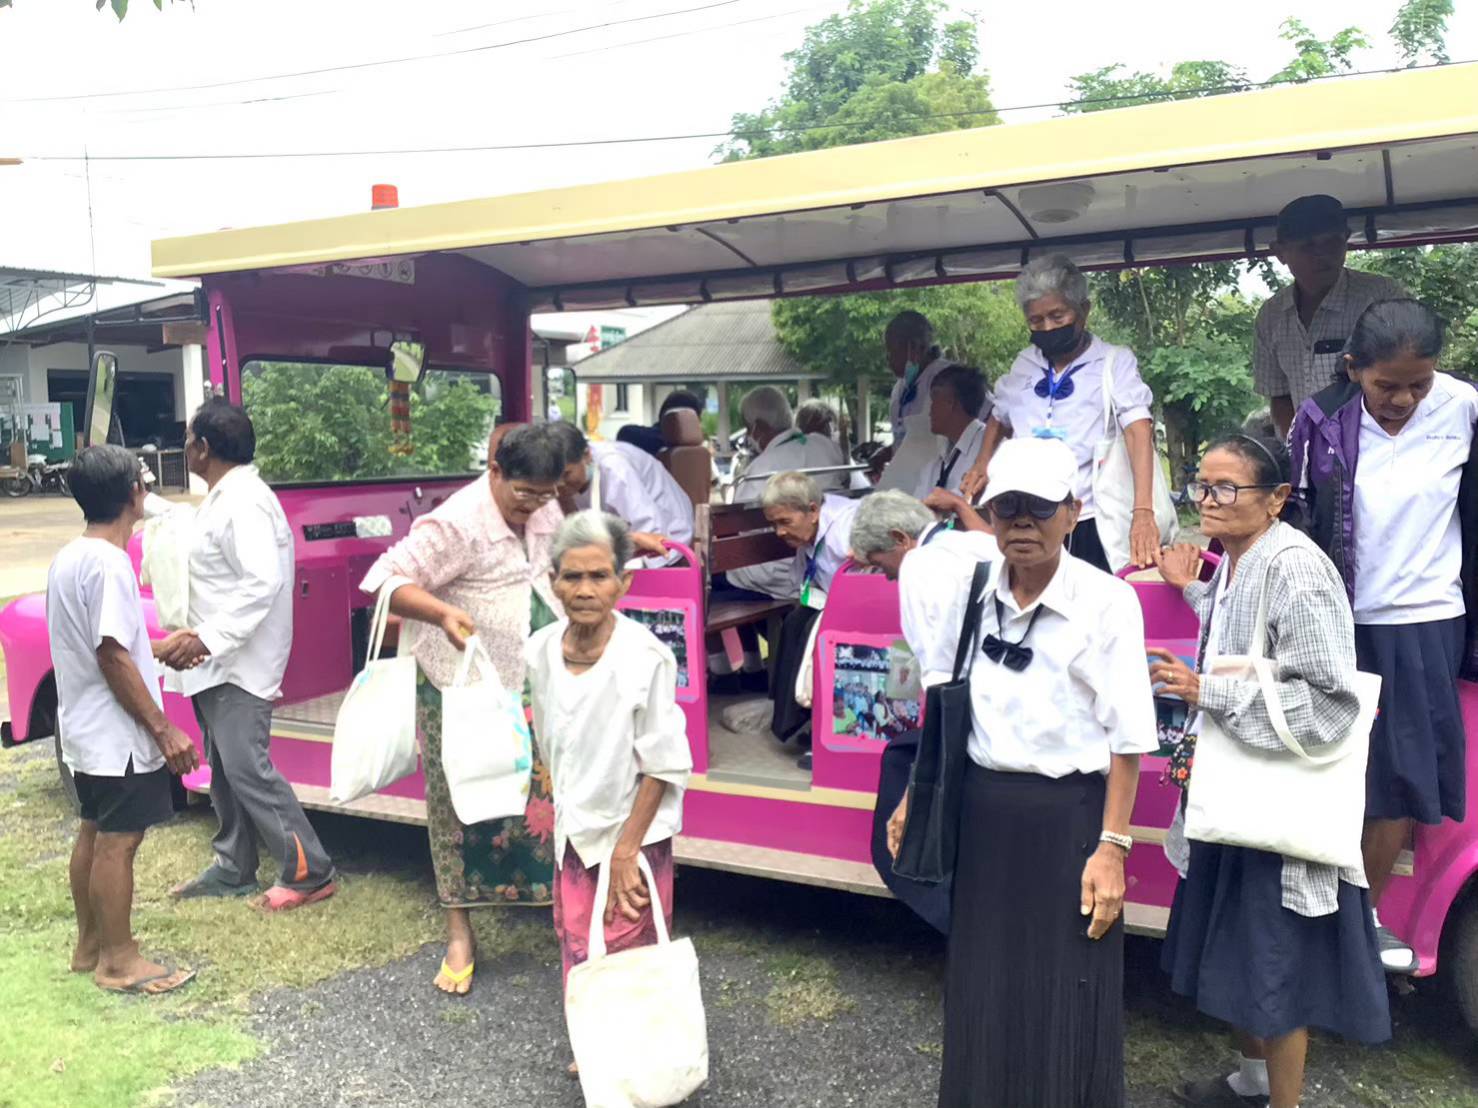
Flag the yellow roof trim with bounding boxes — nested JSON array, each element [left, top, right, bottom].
[[153, 64, 1478, 280]]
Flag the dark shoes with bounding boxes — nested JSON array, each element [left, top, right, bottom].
[[1172, 1077, 1268, 1107], [1376, 923, 1420, 974]]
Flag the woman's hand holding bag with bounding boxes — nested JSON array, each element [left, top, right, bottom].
[[440, 635, 534, 826]]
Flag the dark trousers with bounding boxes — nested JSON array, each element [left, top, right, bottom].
[[193, 683, 334, 891], [1068, 517, 1110, 572]]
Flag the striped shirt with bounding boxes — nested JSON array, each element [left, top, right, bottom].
[[1163, 521, 1367, 917], [1253, 268, 1406, 409]]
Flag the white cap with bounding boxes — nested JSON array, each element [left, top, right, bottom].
[[982, 437, 1078, 504]]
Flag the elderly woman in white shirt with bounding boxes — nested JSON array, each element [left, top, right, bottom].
[[958, 253, 1161, 571], [760, 471, 862, 765], [524, 510, 692, 1002], [888, 437, 1156, 1108]]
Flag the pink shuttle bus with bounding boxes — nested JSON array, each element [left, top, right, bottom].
[[6, 65, 1478, 1034]]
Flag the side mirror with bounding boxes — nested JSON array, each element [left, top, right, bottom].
[[545, 365, 577, 422], [84, 350, 119, 449]]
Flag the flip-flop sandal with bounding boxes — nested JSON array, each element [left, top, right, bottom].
[[436, 959, 475, 996], [103, 968, 197, 996], [171, 871, 259, 900], [251, 881, 337, 913]]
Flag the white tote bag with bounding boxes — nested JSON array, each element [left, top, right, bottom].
[[1090, 349, 1178, 571], [330, 583, 420, 804], [140, 505, 195, 631], [1184, 557, 1382, 870], [440, 635, 533, 826], [565, 852, 709, 1108]]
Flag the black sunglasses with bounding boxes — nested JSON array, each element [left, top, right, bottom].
[[986, 492, 1069, 522]]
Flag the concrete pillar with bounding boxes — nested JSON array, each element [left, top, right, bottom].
[[182, 344, 208, 494], [796, 378, 813, 401], [857, 378, 871, 442], [715, 381, 732, 453]]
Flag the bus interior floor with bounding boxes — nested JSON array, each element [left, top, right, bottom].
[[706, 693, 809, 791]]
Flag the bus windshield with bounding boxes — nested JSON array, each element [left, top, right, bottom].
[[241, 359, 501, 484]]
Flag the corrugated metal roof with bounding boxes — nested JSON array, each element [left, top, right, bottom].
[[572, 299, 824, 383]]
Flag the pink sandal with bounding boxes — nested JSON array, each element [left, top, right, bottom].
[[251, 881, 337, 913]]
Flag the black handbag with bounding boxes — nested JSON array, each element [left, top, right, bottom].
[[891, 559, 990, 886]]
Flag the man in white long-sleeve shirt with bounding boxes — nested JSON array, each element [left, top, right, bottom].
[[154, 400, 335, 910], [549, 423, 695, 551]]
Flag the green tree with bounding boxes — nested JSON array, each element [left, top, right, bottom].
[[721, 0, 1019, 435], [1353, 245, 1478, 372], [1389, 0, 1453, 65], [0, 0, 178, 16], [1267, 17, 1371, 82], [243, 363, 496, 483]]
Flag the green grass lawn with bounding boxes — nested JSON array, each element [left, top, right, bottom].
[[0, 740, 444, 1108]]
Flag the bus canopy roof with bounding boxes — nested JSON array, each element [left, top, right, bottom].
[[153, 64, 1478, 311]]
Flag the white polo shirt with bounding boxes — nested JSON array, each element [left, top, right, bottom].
[[583, 440, 694, 547], [914, 418, 987, 502], [1353, 372, 1478, 624], [46, 538, 166, 776], [899, 546, 1157, 778], [990, 336, 1153, 519]]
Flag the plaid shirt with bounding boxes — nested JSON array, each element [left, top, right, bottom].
[[1164, 521, 1366, 917], [1253, 268, 1406, 409]]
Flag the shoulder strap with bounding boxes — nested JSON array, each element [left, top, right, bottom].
[[950, 560, 992, 682]]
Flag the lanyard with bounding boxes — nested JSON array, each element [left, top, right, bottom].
[[800, 522, 831, 608], [1040, 361, 1086, 426]]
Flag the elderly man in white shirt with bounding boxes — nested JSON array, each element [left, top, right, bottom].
[[731, 385, 863, 503], [758, 471, 863, 768], [154, 400, 336, 911], [915, 365, 991, 504], [549, 423, 695, 553]]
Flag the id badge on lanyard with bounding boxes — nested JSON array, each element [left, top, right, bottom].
[[799, 540, 828, 610], [1033, 362, 1077, 441]]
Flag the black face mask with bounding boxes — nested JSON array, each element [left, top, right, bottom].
[[1029, 323, 1081, 359]]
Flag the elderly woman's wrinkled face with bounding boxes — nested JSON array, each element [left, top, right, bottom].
[[1022, 291, 1083, 336], [489, 463, 559, 526], [1348, 348, 1437, 431], [551, 544, 630, 626], [864, 532, 917, 581], [765, 502, 821, 549], [988, 493, 1079, 569], [1194, 447, 1289, 543]]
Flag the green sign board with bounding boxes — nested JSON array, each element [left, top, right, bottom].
[[599, 325, 627, 349]]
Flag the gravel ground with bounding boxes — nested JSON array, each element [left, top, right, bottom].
[[169, 820, 1478, 1108]]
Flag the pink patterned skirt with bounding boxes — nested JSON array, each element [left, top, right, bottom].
[[551, 839, 675, 992]]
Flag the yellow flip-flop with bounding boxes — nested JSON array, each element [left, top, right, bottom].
[[436, 959, 475, 996]]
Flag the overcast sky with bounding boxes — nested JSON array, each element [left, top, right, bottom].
[[1, 0, 1474, 291]]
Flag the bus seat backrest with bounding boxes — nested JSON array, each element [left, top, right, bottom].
[[707, 502, 790, 573], [659, 409, 711, 508]]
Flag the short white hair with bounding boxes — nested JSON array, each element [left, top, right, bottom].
[[760, 470, 821, 512], [795, 398, 836, 435], [850, 490, 935, 560], [551, 509, 633, 572], [740, 386, 794, 435], [1015, 253, 1090, 314]]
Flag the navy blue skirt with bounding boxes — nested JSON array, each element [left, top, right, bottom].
[[1356, 617, 1466, 824], [1161, 841, 1390, 1044]]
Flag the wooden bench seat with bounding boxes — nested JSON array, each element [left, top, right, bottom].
[[707, 597, 794, 635]]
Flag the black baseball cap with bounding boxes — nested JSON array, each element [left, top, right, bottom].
[[1275, 194, 1348, 242]]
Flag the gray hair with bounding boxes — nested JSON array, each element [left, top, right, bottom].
[[550, 509, 634, 572], [739, 385, 794, 435], [1015, 253, 1090, 314], [760, 470, 822, 512], [850, 490, 935, 560], [795, 398, 836, 436]]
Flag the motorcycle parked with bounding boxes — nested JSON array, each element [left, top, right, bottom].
[[0, 455, 71, 498]]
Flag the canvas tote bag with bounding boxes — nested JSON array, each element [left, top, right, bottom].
[[140, 504, 195, 631], [892, 559, 990, 885], [440, 635, 533, 825], [565, 852, 709, 1108], [1091, 349, 1179, 571], [1184, 554, 1381, 869], [330, 581, 419, 803]]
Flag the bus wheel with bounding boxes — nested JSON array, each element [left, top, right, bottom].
[[1449, 893, 1478, 1040], [54, 727, 81, 816]]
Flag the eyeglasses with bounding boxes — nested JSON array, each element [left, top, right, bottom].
[[509, 485, 557, 505], [1186, 480, 1281, 506], [986, 492, 1068, 521]]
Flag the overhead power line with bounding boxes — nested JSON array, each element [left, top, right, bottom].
[[0, 0, 749, 104], [9, 60, 1470, 163]]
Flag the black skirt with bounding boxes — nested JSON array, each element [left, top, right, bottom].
[[939, 765, 1124, 1108], [769, 605, 820, 742], [1356, 617, 1466, 824], [1068, 516, 1111, 573], [1161, 841, 1391, 1044]]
